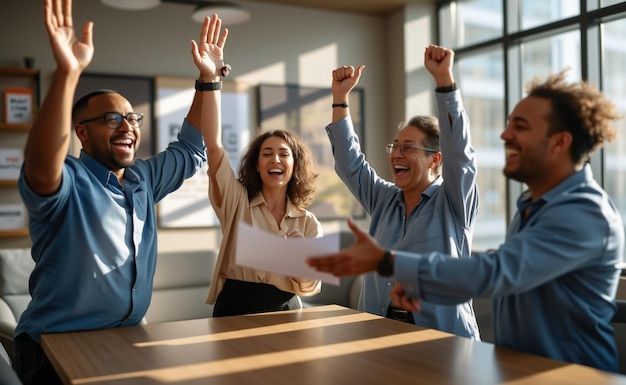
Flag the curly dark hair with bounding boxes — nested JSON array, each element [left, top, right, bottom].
[[238, 130, 318, 209], [526, 69, 620, 164]]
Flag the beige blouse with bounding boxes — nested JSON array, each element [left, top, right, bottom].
[[205, 151, 323, 304]]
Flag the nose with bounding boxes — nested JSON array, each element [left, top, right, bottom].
[[500, 124, 512, 141], [117, 119, 134, 133]]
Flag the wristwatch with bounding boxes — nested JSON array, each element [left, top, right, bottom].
[[377, 250, 394, 277]]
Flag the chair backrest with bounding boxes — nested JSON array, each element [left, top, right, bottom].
[[0, 248, 34, 362], [145, 250, 216, 323]]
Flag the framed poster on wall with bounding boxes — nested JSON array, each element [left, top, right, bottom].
[[155, 76, 250, 228], [257, 84, 366, 220], [4, 87, 33, 124]]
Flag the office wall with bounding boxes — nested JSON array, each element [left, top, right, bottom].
[[0, 0, 436, 251]]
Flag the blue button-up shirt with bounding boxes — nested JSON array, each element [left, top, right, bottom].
[[396, 164, 624, 371], [325, 90, 480, 339], [16, 120, 205, 342]]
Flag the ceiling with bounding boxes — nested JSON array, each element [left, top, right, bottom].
[[248, 0, 435, 16]]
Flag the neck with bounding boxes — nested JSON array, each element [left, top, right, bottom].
[[262, 189, 287, 211]]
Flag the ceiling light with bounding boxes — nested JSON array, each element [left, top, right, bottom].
[[192, 2, 251, 25], [102, 0, 160, 10]]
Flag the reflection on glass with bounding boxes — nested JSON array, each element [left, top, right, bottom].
[[520, 30, 581, 92], [457, 49, 506, 251], [439, 0, 502, 48], [518, 0, 579, 31], [601, 18, 626, 234], [587, 0, 626, 11]]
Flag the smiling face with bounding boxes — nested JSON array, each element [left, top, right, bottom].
[[257, 135, 294, 191], [501, 96, 553, 185], [75, 93, 141, 174], [389, 125, 440, 195]]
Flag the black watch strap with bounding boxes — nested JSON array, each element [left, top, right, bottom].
[[195, 79, 222, 91], [377, 250, 394, 277], [435, 82, 458, 93]]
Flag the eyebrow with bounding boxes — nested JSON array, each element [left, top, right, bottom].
[[261, 146, 291, 151], [508, 115, 530, 125]]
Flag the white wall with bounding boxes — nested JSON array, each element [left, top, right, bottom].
[[0, 0, 436, 251]]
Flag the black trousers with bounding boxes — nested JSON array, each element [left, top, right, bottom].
[[386, 304, 415, 324], [213, 279, 297, 317], [12, 333, 63, 385]]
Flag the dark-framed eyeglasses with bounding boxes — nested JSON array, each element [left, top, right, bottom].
[[79, 112, 144, 129], [386, 143, 437, 154]]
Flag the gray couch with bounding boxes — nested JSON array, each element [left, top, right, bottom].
[[0, 246, 361, 362]]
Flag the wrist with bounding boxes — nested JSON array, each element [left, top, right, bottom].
[[195, 79, 222, 91], [377, 250, 395, 277], [435, 82, 458, 93], [200, 74, 220, 83]]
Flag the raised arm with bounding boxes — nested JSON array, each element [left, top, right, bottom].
[[424, 44, 455, 88], [24, 0, 94, 195], [331, 65, 364, 123], [190, 14, 228, 176]]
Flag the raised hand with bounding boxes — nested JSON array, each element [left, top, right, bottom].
[[191, 14, 228, 81], [331, 65, 365, 98], [424, 44, 454, 87], [44, 0, 94, 74]]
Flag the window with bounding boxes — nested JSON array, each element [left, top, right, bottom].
[[438, 0, 626, 251]]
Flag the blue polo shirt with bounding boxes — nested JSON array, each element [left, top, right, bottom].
[[396, 164, 624, 371], [325, 89, 481, 339], [15, 120, 205, 342]]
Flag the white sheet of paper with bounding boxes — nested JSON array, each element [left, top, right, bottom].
[[235, 221, 340, 285]]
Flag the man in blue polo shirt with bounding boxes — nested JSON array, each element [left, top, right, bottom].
[[12, 1, 221, 383], [323, 45, 480, 339]]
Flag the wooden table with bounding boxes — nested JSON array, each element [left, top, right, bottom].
[[41, 305, 626, 385]]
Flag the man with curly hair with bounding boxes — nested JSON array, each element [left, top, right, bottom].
[[308, 70, 624, 372]]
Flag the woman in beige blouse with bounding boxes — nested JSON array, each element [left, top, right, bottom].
[[190, 14, 322, 316]]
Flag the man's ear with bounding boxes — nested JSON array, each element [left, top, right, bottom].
[[551, 130, 573, 155], [75, 124, 87, 143], [431, 151, 443, 168]]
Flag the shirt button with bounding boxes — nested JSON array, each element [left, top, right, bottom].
[[386, 281, 391, 287], [382, 307, 386, 313]]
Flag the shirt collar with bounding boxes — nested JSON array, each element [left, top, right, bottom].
[[250, 192, 306, 218], [394, 175, 442, 204], [78, 150, 140, 187], [517, 163, 592, 211]]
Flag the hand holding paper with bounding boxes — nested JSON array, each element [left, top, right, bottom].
[[235, 221, 340, 285]]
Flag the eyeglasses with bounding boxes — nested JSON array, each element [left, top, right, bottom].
[[79, 112, 144, 129], [386, 143, 437, 154]]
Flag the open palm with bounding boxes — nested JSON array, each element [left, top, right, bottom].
[[191, 14, 228, 78]]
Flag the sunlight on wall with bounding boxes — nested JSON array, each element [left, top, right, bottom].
[[238, 62, 286, 86], [405, 15, 432, 73], [299, 44, 338, 86]]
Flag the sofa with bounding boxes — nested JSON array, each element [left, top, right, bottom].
[[0, 246, 362, 361]]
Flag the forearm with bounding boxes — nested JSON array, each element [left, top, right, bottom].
[[199, 78, 224, 170], [23, 69, 80, 195], [331, 95, 350, 123]]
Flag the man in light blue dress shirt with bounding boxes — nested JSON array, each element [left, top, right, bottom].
[[12, 1, 208, 383], [324, 45, 480, 339], [309, 70, 624, 372]]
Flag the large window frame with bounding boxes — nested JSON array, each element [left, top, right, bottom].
[[437, 0, 626, 251]]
